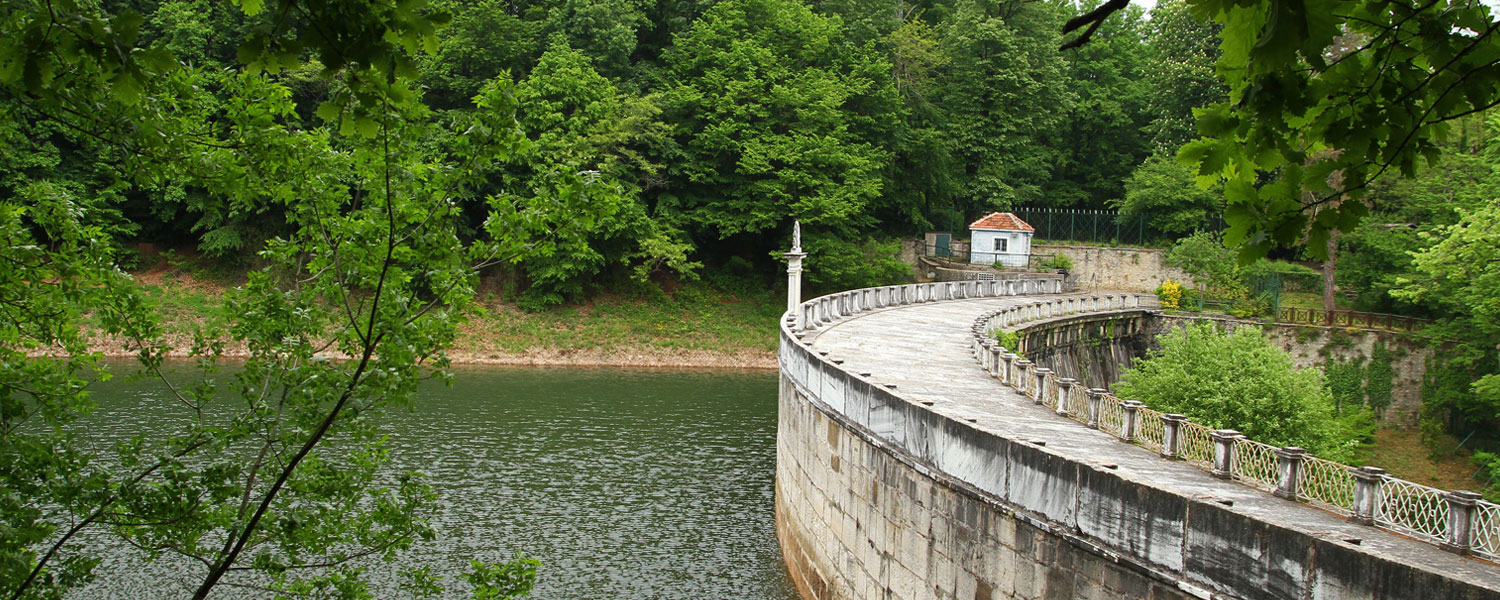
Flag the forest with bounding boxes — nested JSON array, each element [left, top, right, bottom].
[[3, 0, 1234, 302], [5, 0, 1500, 596]]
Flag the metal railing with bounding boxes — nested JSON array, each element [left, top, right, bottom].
[[970, 298, 1500, 562], [920, 243, 1060, 271], [1276, 307, 1429, 332], [1012, 207, 1224, 246]]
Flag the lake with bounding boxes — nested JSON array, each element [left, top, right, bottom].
[[68, 365, 797, 599]]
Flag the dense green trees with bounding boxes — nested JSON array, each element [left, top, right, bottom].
[[659, 0, 892, 240], [1, 0, 1248, 299], [0, 1, 557, 597]]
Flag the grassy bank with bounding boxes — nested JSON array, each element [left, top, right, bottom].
[[127, 265, 782, 369]]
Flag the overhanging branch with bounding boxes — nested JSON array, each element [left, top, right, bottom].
[[1061, 0, 1131, 50]]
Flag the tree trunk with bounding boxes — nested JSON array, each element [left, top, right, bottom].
[[1323, 230, 1338, 325]]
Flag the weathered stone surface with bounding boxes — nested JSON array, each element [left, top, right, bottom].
[[778, 294, 1500, 600], [1033, 244, 1194, 292]]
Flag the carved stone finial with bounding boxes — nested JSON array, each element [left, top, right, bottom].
[[792, 220, 802, 253]]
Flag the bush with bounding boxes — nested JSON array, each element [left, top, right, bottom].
[[992, 329, 1021, 353], [1115, 323, 1371, 461], [1040, 254, 1073, 270], [1156, 280, 1183, 309], [1166, 231, 1240, 294]]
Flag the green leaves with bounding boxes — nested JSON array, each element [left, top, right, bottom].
[[661, 0, 890, 239], [1115, 323, 1369, 461], [1171, 0, 1500, 260]]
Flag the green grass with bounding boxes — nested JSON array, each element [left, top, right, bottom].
[[127, 265, 780, 359], [462, 283, 780, 356], [1367, 427, 1483, 492], [1278, 291, 1354, 311]]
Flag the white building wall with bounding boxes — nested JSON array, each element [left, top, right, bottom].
[[968, 230, 1032, 267]]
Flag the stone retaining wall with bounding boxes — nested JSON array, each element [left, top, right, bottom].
[[1034, 244, 1194, 292]]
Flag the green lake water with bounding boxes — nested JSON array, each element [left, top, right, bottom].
[[70, 365, 798, 599]]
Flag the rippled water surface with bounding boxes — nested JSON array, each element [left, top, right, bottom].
[[73, 365, 797, 600]]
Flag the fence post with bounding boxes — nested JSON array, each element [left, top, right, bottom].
[[1013, 359, 1032, 393], [1085, 388, 1106, 429], [1121, 401, 1143, 442], [1160, 414, 1187, 459], [1056, 378, 1076, 416], [1442, 490, 1484, 555], [1349, 466, 1385, 525], [1033, 367, 1052, 405], [1210, 430, 1241, 479], [1273, 446, 1306, 500]]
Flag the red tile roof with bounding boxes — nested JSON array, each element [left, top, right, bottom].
[[968, 212, 1034, 232]]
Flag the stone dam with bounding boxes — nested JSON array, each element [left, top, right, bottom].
[[774, 279, 1500, 600]]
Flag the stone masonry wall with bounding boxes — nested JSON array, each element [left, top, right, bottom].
[[1034, 244, 1194, 293], [776, 375, 1192, 600]]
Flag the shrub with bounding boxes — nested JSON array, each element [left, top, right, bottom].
[[992, 329, 1021, 352], [1115, 323, 1371, 461], [1041, 254, 1073, 270], [1156, 280, 1183, 309]]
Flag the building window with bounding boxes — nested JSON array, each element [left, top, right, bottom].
[[995, 238, 1008, 253]]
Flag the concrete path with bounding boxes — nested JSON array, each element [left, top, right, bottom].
[[801, 295, 1500, 588]]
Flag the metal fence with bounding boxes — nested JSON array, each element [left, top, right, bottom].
[[1012, 207, 1224, 247], [920, 243, 1064, 271], [1276, 307, 1429, 332], [971, 298, 1500, 562]]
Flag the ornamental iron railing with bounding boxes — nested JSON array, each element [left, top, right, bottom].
[[967, 296, 1499, 562]]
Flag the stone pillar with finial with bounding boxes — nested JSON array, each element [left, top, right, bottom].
[[786, 221, 807, 329]]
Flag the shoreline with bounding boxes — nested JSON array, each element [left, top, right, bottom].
[[61, 334, 779, 371]]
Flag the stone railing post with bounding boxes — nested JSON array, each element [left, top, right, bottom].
[[1032, 367, 1052, 404], [989, 344, 1003, 377], [1013, 359, 1033, 393], [1442, 490, 1484, 555], [1210, 430, 1241, 479], [999, 351, 1015, 385], [1160, 414, 1187, 459], [1085, 388, 1106, 429], [1349, 466, 1385, 525], [1273, 446, 1306, 500], [1121, 401, 1143, 442], [1055, 378, 1077, 416]]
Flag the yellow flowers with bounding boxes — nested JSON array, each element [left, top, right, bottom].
[[1157, 280, 1183, 309]]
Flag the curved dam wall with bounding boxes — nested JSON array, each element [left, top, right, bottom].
[[775, 284, 1500, 600], [1014, 312, 1156, 389]]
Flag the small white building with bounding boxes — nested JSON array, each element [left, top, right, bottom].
[[968, 212, 1034, 267]]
